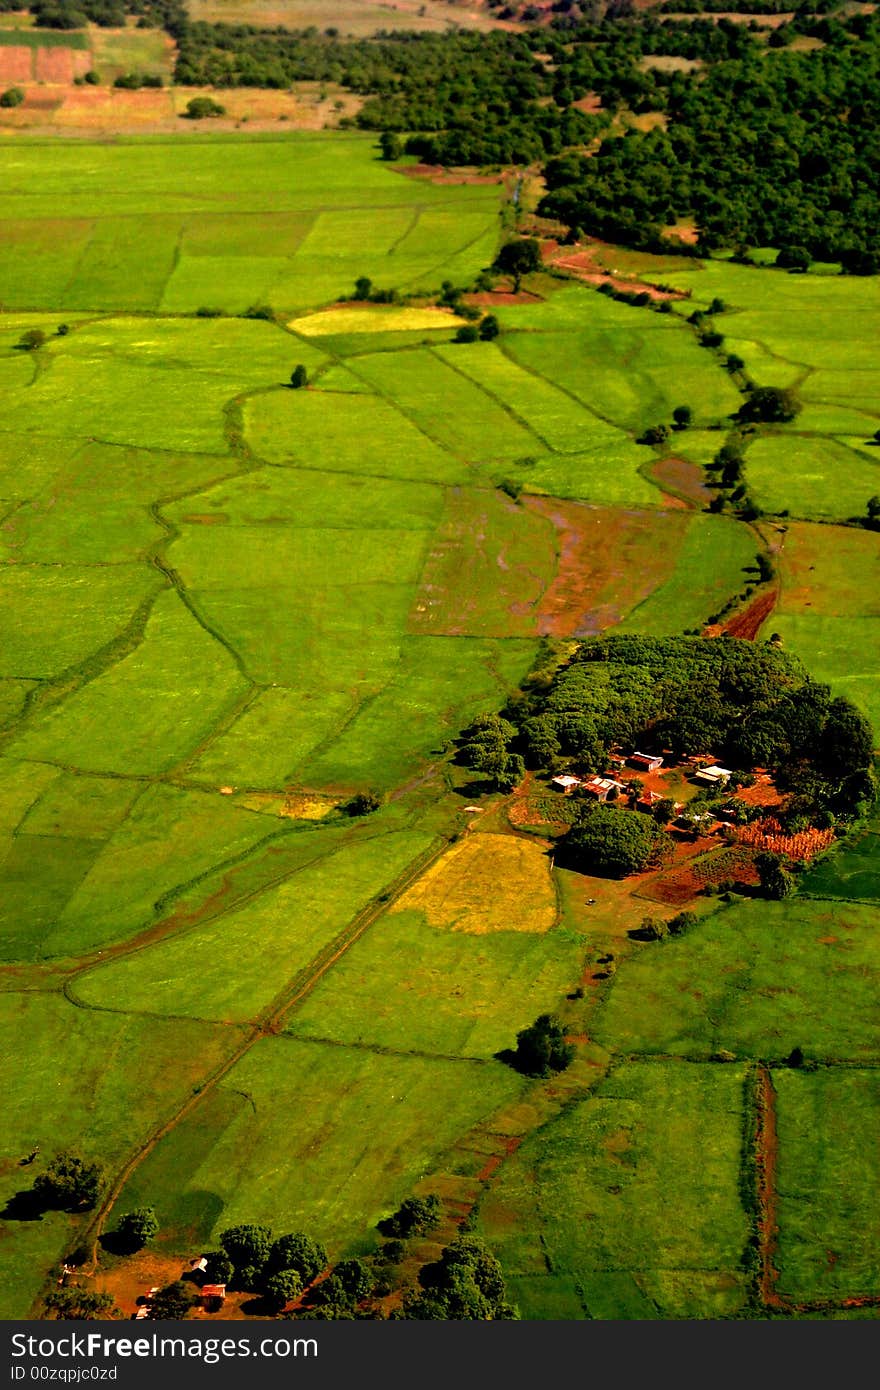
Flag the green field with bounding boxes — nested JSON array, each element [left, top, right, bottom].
[[774, 1069, 880, 1303], [592, 897, 880, 1063], [477, 1061, 751, 1319], [1, 132, 879, 1323], [115, 1035, 526, 1259], [0, 135, 503, 315]]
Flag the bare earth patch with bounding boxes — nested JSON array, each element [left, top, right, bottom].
[[524, 497, 688, 637]]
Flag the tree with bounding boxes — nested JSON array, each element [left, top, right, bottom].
[[114, 1207, 159, 1252], [379, 131, 401, 161], [185, 96, 225, 119], [405, 1237, 515, 1320], [343, 790, 381, 816], [203, 1250, 234, 1285], [493, 238, 542, 292], [290, 364, 308, 389], [776, 246, 810, 272], [219, 1224, 273, 1276], [865, 496, 880, 529], [638, 423, 670, 446], [737, 386, 800, 424], [565, 804, 669, 877], [454, 325, 479, 343], [479, 314, 500, 341], [314, 1259, 373, 1311], [756, 851, 796, 900], [512, 1014, 574, 1077], [146, 1282, 195, 1321], [354, 276, 372, 301], [263, 1269, 302, 1313], [668, 909, 697, 936], [17, 328, 47, 351], [0, 87, 24, 108], [44, 1287, 118, 1320], [33, 1152, 103, 1210], [672, 405, 692, 429], [379, 1194, 442, 1239], [266, 1232, 327, 1285]]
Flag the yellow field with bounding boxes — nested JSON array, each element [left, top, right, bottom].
[[290, 305, 467, 335], [392, 831, 557, 934]]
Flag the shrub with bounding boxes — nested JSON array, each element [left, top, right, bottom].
[[0, 86, 25, 108], [454, 325, 479, 344], [185, 96, 226, 120]]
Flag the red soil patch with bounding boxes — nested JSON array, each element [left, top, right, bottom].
[[755, 1064, 783, 1309], [572, 93, 603, 114], [652, 455, 712, 508], [0, 47, 32, 82], [546, 240, 684, 301], [524, 497, 687, 638], [734, 772, 781, 810], [34, 47, 85, 83], [463, 289, 543, 306], [716, 587, 778, 641]]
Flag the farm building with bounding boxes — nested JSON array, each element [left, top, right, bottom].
[[201, 1284, 226, 1308], [695, 764, 733, 786], [551, 774, 582, 794], [582, 776, 625, 802], [628, 752, 664, 772]]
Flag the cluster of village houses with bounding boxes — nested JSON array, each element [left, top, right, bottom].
[[134, 1258, 226, 1319], [551, 751, 734, 825]]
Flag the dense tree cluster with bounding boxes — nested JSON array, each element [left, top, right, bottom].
[[32, 1151, 103, 1211], [6, 0, 187, 32], [539, 13, 880, 262], [495, 635, 876, 822], [565, 802, 671, 876], [400, 1236, 516, 1320]]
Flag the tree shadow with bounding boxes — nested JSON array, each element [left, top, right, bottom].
[[1, 1189, 46, 1222]]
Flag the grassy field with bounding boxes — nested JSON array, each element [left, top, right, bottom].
[[768, 521, 880, 734], [0, 994, 235, 1317], [477, 1061, 751, 1319], [0, 135, 502, 313], [115, 1035, 526, 1260], [592, 897, 880, 1063], [801, 808, 880, 902], [647, 261, 880, 521], [773, 1069, 880, 1303], [2, 133, 879, 1322]]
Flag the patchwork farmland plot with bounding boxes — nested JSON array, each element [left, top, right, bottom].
[[1, 130, 878, 1323]]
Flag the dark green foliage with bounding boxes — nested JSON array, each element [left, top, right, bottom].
[[404, 1236, 515, 1320], [114, 1206, 159, 1252], [266, 1232, 327, 1284], [566, 804, 670, 877], [44, 1287, 118, 1320], [203, 1250, 234, 1285], [33, 1152, 102, 1210], [756, 851, 796, 900], [509, 635, 874, 823], [146, 1282, 196, 1321], [776, 245, 811, 272], [219, 1223, 273, 1274], [493, 238, 542, 290], [379, 131, 401, 160], [354, 276, 373, 301], [185, 96, 226, 119], [0, 86, 24, 108], [456, 713, 523, 791], [263, 1269, 302, 1313], [313, 1259, 374, 1312], [379, 1193, 442, 1239], [512, 1013, 575, 1077], [454, 325, 479, 344], [343, 790, 381, 816], [479, 313, 500, 341], [290, 364, 309, 389], [737, 386, 800, 424], [668, 909, 697, 936], [638, 423, 670, 445], [16, 328, 47, 351], [672, 405, 692, 429]]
